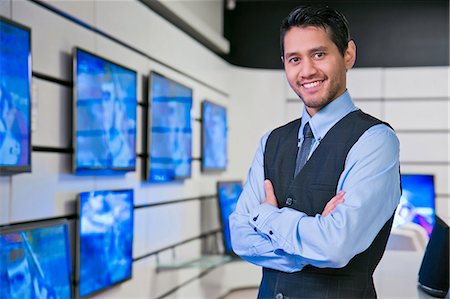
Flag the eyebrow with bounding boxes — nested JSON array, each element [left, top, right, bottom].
[[284, 46, 328, 58]]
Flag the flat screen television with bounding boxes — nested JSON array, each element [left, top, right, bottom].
[[201, 100, 227, 171], [393, 174, 436, 237], [77, 189, 134, 298], [73, 48, 137, 175], [0, 17, 31, 175], [0, 220, 72, 299], [217, 181, 243, 255], [146, 72, 192, 182]]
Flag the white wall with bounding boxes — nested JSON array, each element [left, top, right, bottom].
[[0, 0, 232, 298], [161, 0, 224, 36], [0, 1, 448, 298]]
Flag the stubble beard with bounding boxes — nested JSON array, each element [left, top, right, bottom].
[[296, 79, 342, 113]]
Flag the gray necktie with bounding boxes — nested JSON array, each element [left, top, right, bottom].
[[294, 122, 314, 177]]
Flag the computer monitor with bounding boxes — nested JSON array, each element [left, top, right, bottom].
[[0, 17, 31, 175], [146, 71, 192, 182], [201, 100, 227, 171], [393, 174, 436, 236], [73, 48, 137, 175], [0, 220, 73, 299], [77, 189, 134, 298], [216, 181, 243, 255]]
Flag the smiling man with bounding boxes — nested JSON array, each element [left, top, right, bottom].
[[229, 5, 401, 299]]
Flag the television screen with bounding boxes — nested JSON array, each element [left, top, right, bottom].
[[217, 181, 243, 255], [393, 174, 436, 236], [0, 17, 31, 175], [74, 48, 137, 174], [147, 72, 192, 182], [0, 220, 72, 299], [77, 189, 134, 298], [201, 100, 227, 171]]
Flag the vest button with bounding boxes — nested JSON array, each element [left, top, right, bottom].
[[286, 197, 293, 206], [275, 293, 284, 299]]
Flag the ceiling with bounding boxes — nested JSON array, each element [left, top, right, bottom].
[[222, 0, 449, 69]]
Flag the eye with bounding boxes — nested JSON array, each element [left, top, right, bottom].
[[313, 52, 325, 59], [288, 57, 300, 64]]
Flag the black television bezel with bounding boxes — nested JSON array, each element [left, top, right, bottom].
[[216, 180, 243, 256], [145, 71, 193, 182], [75, 188, 134, 298], [72, 47, 138, 175], [0, 219, 73, 298], [201, 100, 228, 172], [0, 16, 32, 175]]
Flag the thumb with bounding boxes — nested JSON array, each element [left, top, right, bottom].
[[264, 179, 276, 201]]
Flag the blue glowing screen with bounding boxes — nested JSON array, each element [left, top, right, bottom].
[[148, 72, 192, 182], [75, 49, 137, 173], [394, 174, 436, 236], [0, 222, 72, 299], [0, 19, 31, 170], [202, 101, 227, 171], [78, 189, 133, 297], [217, 181, 243, 254]]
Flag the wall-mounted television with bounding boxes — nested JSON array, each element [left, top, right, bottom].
[[0, 17, 31, 175], [217, 181, 243, 255], [73, 48, 137, 175], [201, 100, 227, 171], [394, 174, 436, 236], [77, 189, 134, 298], [0, 220, 72, 298], [146, 72, 192, 182]]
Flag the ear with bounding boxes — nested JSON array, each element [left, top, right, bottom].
[[344, 40, 356, 70]]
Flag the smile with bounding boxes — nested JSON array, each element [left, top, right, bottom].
[[302, 80, 324, 89]]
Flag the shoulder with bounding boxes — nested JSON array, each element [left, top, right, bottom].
[[267, 118, 301, 141], [353, 123, 400, 157], [258, 118, 301, 153]]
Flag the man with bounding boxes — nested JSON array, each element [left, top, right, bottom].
[[229, 5, 401, 299]]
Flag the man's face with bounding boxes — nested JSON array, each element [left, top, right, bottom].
[[283, 26, 355, 116]]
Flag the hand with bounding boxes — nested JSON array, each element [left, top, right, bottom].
[[321, 191, 345, 217], [262, 179, 278, 207]]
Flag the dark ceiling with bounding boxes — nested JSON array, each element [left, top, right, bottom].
[[222, 0, 449, 69]]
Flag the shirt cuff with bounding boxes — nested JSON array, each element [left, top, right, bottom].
[[249, 203, 279, 233]]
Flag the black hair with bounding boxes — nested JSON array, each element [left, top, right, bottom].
[[280, 5, 351, 57]]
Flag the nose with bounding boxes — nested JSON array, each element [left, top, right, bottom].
[[299, 58, 317, 78]]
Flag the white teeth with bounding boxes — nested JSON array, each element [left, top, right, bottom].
[[303, 81, 322, 89]]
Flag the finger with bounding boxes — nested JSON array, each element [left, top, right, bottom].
[[328, 191, 345, 204], [322, 193, 345, 217], [264, 179, 276, 201], [322, 201, 342, 217]]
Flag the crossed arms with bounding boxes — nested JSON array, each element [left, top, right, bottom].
[[229, 124, 401, 272]]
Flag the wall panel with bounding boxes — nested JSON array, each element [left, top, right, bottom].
[[32, 78, 71, 148], [0, 177, 10, 225], [385, 100, 449, 130], [13, 0, 96, 80], [398, 132, 449, 163], [384, 66, 449, 98], [347, 68, 383, 99]]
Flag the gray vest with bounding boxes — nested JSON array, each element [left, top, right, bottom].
[[259, 110, 397, 299]]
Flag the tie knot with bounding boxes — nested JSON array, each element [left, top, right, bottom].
[[303, 122, 314, 139]]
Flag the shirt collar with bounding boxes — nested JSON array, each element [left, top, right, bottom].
[[298, 90, 357, 142]]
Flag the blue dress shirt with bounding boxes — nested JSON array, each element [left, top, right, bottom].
[[229, 91, 401, 272]]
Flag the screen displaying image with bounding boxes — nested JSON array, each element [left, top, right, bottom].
[[147, 72, 192, 182], [77, 189, 133, 298], [201, 101, 227, 171], [74, 48, 137, 174], [393, 174, 436, 236], [217, 181, 243, 254], [0, 221, 72, 299], [0, 18, 31, 174]]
